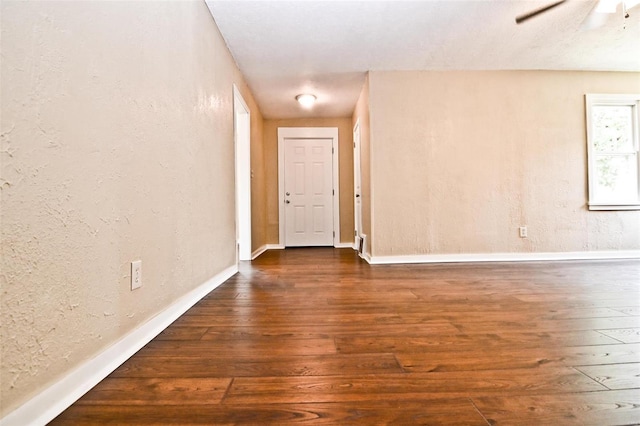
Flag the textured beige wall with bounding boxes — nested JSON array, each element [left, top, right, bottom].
[[263, 118, 354, 244], [352, 77, 372, 256], [250, 110, 267, 252], [0, 1, 262, 415], [368, 70, 640, 256]]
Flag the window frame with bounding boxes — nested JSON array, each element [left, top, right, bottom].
[[585, 93, 640, 211]]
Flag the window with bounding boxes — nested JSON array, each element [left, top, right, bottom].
[[586, 94, 640, 210]]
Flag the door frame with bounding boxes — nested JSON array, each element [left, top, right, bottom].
[[353, 119, 363, 253], [278, 127, 340, 247], [233, 85, 251, 261]]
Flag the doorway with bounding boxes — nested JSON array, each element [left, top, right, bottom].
[[233, 85, 251, 261], [278, 127, 340, 247]]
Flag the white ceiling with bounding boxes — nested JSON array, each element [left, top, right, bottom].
[[206, 0, 640, 119]]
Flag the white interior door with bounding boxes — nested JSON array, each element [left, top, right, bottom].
[[353, 122, 363, 252], [284, 138, 334, 246]]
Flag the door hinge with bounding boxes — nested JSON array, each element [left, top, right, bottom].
[[332, 147, 334, 154], [332, 189, 335, 195], [333, 231, 335, 237], [354, 143, 356, 148]]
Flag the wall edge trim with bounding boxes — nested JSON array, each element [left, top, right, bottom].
[[0, 264, 238, 426], [366, 250, 640, 265]]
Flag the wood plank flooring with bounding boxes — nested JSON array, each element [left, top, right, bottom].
[[51, 248, 640, 425]]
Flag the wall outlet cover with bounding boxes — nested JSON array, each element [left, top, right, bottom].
[[131, 260, 142, 290]]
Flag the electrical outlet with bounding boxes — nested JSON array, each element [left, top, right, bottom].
[[519, 226, 528, 238], [131, 260, 142, 290]]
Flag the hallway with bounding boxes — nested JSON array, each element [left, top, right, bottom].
[[52, 249, 640, 424]]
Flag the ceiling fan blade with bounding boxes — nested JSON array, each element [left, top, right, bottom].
[[515, 0, 568, 24]]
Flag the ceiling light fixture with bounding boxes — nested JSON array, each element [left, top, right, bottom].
[[296, 94, 316, 109]]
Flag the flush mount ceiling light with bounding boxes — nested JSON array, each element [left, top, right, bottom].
[[296, 94, 316, 109]]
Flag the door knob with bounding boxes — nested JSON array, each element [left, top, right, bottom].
[[356, 194, 360, 198], [286, 192, 290, 196], [285, 200, 290, 204]]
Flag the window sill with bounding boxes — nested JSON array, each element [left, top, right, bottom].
[[588, 203, 640, 211]]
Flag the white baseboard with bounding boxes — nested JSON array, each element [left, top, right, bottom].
[[252, 243, 287, 259], [251, 245, 267, 260], [264, 243, 355, 250], [259, 243, 358, 253], [335, 242, 356, 249], [0, 264, 238, 426], [366, 250, 640, 265]]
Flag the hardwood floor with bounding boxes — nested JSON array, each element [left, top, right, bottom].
[[51, 248, 640, 425]]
